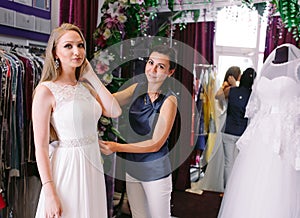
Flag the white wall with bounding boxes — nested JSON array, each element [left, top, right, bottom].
[[51, 0, 60, 30]]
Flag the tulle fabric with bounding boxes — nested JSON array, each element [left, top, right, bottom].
[[244, 43, 300, 170], [245, 43, 300, 119], [218, 43, 300, 218], [218, 131, 300, 218]]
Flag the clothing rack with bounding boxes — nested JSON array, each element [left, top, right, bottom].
[[0, 41, 46, 53], [193, 62, 217, 139], [194, 63, 216, 67], [193, 63, 216, 83], [0, 46, 45, 218], [193, 63, 216, 73]]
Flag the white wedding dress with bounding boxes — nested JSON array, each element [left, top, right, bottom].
[[35, 81, 107, 218], [218, 44, 300, 218]]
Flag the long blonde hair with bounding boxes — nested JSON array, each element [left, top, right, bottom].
[[39, 23, 88, 83], [39, 23, 88, 140]]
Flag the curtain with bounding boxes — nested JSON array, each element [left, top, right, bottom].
[[171, 23, 195, 191], [264, 16, 300, 61], [194, 22, 215, 64], [59, 0, 99, 60], [172, 21, 215, 191]]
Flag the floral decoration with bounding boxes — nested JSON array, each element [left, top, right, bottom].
[[91, 49, 115, 85], [246, 0, 300, 40], [93, 0, 161, 142], [93, 0, 158, 51], [91, 48, 127, 142], [97, 116, 126, 143], [273, 0, 300, 40]]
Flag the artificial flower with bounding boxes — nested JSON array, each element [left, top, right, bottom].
[[106, 2, 122, 18], [103, 28, 112, 40], [130, 0, 144, 4], [102, 72, 114, 85], [118, 15, 127, 23], [96, 62, 109, 75], [136, 0, 145, 5], [92, 50, 115, 75], [95, 34, 106, 48], [100, 116, 111, 125], [98, 50, 115, 65]]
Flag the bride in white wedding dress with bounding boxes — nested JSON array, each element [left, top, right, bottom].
[[32, 23, 121, 218], [218, 43, 300, 218]]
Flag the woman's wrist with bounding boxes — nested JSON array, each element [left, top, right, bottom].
[[222, 84, 229, 90], [42, 180, 53, 186], [221, 81, 230, 90], [114, 142, 120, 153], [42, 180, 57, 196]]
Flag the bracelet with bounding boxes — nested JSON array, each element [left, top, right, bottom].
[[42, 180, 53, 186]]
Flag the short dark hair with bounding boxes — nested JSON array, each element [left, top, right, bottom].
[[150, 45, 177, 70]]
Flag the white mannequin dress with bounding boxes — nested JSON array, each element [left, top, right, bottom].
[[218, 43, 300, 218], [35, 81, 107, 218]]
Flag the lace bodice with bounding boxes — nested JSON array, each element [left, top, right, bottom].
[[240, 68, 300, 170], [256, 76, 299, 114], [41, 81, 102, 141], [241, 44, 300, 170]]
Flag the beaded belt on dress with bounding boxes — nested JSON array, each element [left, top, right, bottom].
[[59, 135, 98, 147]]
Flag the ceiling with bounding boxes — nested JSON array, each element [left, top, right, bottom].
[[155, 0, 268, 22], [157, 0, 268, 12]]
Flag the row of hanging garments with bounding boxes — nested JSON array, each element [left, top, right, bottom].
[[193, 64, 218, 164], [0, 42, 44, 218]]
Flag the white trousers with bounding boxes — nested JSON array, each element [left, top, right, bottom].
[[222, 133, 240, 188], [126, 173, 172, 218]]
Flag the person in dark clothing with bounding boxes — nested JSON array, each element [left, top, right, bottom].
[[100, 45, 177, 218], [222, 67, 256, 187]]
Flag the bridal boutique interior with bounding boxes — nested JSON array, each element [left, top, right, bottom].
[[0, 0, 299, 217]]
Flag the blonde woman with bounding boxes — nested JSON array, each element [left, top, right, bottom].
[[32, 23, 121, 218]]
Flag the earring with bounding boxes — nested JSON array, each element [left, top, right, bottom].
[[55, 59, 60, 70]]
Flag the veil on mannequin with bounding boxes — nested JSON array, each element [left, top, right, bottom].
[[246, 43, 300, 118], [259, 43, 300, 80], [242, 43, 300, 170]]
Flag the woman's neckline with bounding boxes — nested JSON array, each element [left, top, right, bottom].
[[53, 80, 79, 87]]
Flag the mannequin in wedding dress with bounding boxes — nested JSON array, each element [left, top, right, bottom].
[[218, 43, 300, 218]]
